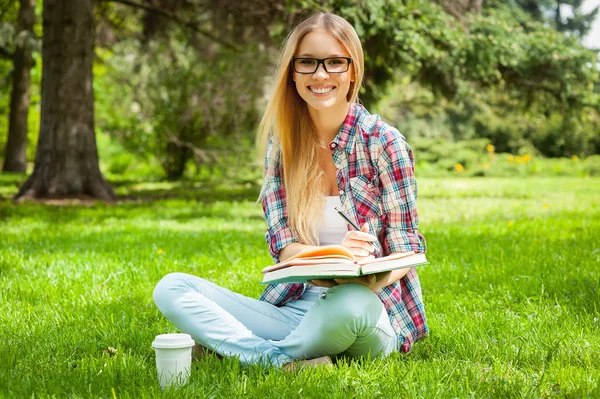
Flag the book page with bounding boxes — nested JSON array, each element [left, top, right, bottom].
[[359, 253, 428, 274], [356, 251, 416, 265], [289, 245, 355, 261], [262, 245, 356, 273], [262, 258, 353, 273]]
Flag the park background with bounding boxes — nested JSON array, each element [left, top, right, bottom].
[[0, 0, 599, 398]]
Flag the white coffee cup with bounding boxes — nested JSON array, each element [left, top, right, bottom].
[[152, 333, 195, 390]]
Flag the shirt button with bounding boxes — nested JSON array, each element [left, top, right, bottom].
[[339, 189, 344, 195], [329, 143, 337, 150]]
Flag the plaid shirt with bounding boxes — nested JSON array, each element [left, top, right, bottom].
[[258, 103, 428, 352]]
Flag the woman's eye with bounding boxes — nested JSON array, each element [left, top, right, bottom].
[[326, 59, 343, 65], [300, 59, 317, 65]]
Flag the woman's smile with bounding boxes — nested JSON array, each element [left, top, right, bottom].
[[309, 85, 336, 95]]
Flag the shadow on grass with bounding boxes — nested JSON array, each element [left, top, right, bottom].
[[0, 175, 262, 204], [0, 196, 265, 224], [116, 184, 261, 204]]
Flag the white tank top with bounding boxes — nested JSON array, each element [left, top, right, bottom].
[[306, 196, 348, 294], [317, 196, 348, 245]]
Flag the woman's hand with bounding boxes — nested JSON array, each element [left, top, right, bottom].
[[308, 224, 380, 289], [341, 223, 377, 261], [307, 279, 339, 288], [309, 271, 392, 291], [334, 271, 392, 291]]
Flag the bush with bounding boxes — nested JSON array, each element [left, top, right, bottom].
[[410, 137, 600, 177], [107, 153, 134, 175]]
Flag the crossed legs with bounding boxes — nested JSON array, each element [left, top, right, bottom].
[[153, 273, 397, 368]]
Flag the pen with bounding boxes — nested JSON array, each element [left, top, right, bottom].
[[333, 206, 381, 253]]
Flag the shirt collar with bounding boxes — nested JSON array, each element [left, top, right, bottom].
[[330, 103, 363, 155]]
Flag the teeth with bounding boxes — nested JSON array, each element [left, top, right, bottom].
[[310, 87, 334, 94]]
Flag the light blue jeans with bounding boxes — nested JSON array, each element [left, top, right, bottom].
[[153, 272, 397, 368]]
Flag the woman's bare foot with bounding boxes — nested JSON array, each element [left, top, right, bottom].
[[282, 356, 333, 372], [191, 344, 222, 361]]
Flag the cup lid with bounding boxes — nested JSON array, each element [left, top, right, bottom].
[[152, 333, 195, 349]]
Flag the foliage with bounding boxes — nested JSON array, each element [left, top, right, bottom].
[[95, 32, 267, 179], [487, 0, 600, 38], [281, 0, 600, 161], [1, 177, 599, 397], [376, 60, 599, 158], [289, 0, 599, 114], [410, 136, 600, 177], [2, 0, 599, 177]]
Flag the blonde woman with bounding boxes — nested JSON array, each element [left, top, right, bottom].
[[153, 12, 427, 369]]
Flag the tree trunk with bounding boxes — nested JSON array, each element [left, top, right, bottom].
[[3, 0, 35, 173], [164, 141, 191, 180], [16, 0, 114, 201]]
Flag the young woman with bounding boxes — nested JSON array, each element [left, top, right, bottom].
[[153, 12, 427, 369]]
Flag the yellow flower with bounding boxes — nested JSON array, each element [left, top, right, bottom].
[[455, 163, 464, 172], [157, 249, 164, 255], [483, 162, 490, 169], [486, 144, 495, 153], [543, 204, 549, 209], [523, 154, 531, 163], [508, 155, 514, 163], [572, 155, 579, 162], [513, 201, 519, 207], [515, 156, 522, 164], [507, 221, 514, 227]]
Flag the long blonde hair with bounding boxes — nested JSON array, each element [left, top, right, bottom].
[[257, 13, 364, 246]]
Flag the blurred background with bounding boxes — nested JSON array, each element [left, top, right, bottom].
[[0, 0, 599, 200]]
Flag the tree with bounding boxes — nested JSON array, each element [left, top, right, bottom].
[[94, 0, 283, 179], [3, 0, 35, 173], [488, 0, 599, 37], [16, 0, 114, 200], [554, 0, 598, 37]]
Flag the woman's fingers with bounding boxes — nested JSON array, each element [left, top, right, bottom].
[[345, 230, 377, 242], [334, 275, 375, 287], [349, 247, 371, 257], [341, 228, 379, 258], [341, 237, 375, 252]]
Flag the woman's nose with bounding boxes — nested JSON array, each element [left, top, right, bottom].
[[312, 64, 329, 79]]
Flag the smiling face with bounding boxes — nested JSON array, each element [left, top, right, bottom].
[[292, 29, 354, 112]]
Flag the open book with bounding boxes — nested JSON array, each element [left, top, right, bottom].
[[261, 245, 428, 284]]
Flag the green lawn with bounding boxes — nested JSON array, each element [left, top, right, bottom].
[[0, 176, 598, 398]]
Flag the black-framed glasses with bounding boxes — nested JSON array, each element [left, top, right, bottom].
[[291, 57, 352, 74]]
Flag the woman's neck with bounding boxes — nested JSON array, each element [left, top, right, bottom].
[[308, 101, 351, 144]]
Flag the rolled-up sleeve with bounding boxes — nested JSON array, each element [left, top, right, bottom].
[[377, 132, 426, 254], [260, 140, 299, 263]]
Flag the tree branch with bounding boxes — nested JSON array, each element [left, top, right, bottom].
[[165, 130, 216, 164], [100, 0, 240, 51]]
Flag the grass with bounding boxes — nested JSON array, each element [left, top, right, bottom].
[[0, 175, 599, 398]]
